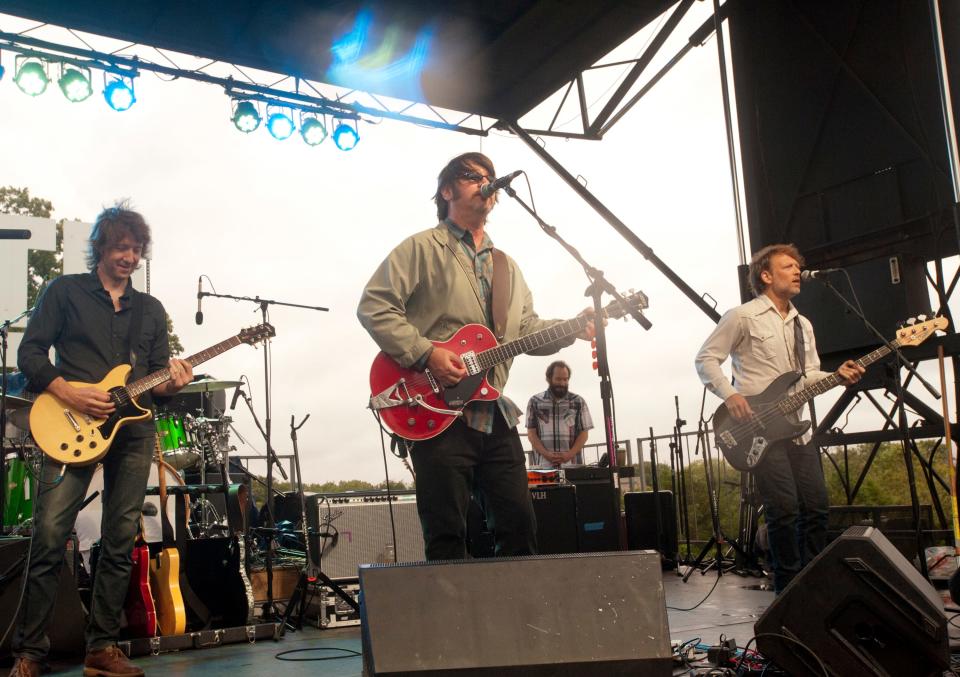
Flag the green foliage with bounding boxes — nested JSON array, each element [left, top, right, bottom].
[[166, 315, 183, 356]]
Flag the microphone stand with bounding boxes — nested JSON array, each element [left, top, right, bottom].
[[817, 275, 940, 579], [200, 289, 328, 620], [501, 183, 651, 548]]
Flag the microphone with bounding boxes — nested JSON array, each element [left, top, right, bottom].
[[230, 387, 244, 410], [480, 170, 523, 199], [800, 268, 841, 281], [195, 276, 204, 325]]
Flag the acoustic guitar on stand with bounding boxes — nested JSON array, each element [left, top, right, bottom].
[[369, 291, 648, 441], [29, 324, 275, 466], [713, 316, 948, 472]]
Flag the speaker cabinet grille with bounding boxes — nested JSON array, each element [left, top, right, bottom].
[[306, 492, 424, 580]]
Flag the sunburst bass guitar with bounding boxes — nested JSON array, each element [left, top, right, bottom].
[[714, 316, 947, 472], [369, 291, 648, 441], [30, 324, 275, 466]]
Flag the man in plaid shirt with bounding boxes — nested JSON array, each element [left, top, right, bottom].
[[526, 360, 593, 468]]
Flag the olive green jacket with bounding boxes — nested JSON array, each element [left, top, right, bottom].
[[357, 223, 574, 394]]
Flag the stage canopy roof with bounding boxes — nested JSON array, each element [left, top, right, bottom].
[[0, 0, 677, 123]]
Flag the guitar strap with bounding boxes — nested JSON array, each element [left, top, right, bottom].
[[491, 249, 509, 341], [127, 287, 145, 370], [793, 315, 806, 375]]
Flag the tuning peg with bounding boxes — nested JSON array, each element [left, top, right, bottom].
[[917, 314, 927, 322], [592, 361, 598, 371], [906, 317, 916, 325]]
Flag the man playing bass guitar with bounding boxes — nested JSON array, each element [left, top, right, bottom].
[[358, 153, 594, 561], [11, 204, 193, 677], [695, 244, 863, 594]]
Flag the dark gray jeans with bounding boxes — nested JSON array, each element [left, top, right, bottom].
[[13, 434, 152, 659], [755, 440, 829, 593]]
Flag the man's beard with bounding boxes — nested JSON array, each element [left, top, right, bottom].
[[550, 385, 568, 398]]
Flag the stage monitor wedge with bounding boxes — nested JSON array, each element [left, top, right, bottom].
[[359, 551, 671, 676], [755, 526, 949, 677]]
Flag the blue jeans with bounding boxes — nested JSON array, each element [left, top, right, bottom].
[[13, 434, 152, 659], [410, 412, 537, 560], [755, 440, 829, 593]]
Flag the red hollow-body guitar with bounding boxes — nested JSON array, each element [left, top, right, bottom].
[[369, 291, 647, 441]]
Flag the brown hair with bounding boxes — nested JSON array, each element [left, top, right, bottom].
[[433, 152, 496, 220], [546, 360, 571, 380], [748, 243, 804, 296], [86, 201, 152, 271]]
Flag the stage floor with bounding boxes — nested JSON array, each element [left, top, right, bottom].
[[29, 567, 775, 676]]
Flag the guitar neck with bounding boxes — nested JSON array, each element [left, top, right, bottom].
[[476, 316, 590, 371], [778, 341, 896, 414], [126, 334, 245, 398]]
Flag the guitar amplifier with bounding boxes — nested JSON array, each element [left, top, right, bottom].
[[306, 491, 424, 580]]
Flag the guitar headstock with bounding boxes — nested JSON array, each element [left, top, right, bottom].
[[895, 315, 948, 347], [239, 323, 276, 346], [603, 289, 649, 321]]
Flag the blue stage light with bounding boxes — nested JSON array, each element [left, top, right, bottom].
[[300, 116, 327, 146], [0, 63, 5, 81], [332, 121, 360, 151], [232, 101, 261, 133], [58, 67, 93, 102], [103, 75, 136, 111], [266, 111, 295, 140], [14, 60, 49, 96]]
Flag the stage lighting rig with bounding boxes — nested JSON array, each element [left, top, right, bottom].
[[103, 74, 136, 111], [14, 57, 48, 96], [57, 65, 93, 102], [300, 114, 327, 146], [332, 120, 360, 151], [231, 99, 261, 133], [266, 107, 295, 140]]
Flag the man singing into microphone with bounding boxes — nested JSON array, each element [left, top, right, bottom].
[[694, 244, 863, 593], [358, 152, 594, 560]]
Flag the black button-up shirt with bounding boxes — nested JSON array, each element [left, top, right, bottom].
[[18, 272, 170, 437]]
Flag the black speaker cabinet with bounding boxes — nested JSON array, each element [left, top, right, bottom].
[[306, 491, 424, 579], [0, 537, 86, 658], [359, 551, 671, 676], [755, 525, 949, 677], [624, 491, 678, 567], [529, 484, 578, 555], [565, 470, 620, 552]]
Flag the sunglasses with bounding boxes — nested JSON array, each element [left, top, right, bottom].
[[457, 170, 495, 184]]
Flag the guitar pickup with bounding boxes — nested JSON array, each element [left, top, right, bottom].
[[424, 369, 440, 394], [719, 430, 736, 448], [461, 351, 480, 375]]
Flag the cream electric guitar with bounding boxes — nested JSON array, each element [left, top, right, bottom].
[[30, 324, 274, 466]]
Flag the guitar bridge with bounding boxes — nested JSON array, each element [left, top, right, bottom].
[[63, 409, 81, 432]]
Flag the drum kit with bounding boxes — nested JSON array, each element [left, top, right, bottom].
[[2, 373, 248, 555]]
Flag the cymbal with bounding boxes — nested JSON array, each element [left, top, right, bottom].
[[179, 379, 243, 394], [2, 394, 34, 410]]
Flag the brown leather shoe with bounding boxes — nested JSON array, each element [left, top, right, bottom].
[[83, 646, 144, 677], [7, 657, 41, 677]]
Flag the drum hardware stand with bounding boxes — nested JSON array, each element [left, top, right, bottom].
[[279, 414, 358, 635], [1, 308, 31, 535], [500, 182, 652, 549], [682, 388, 754, 582], [198, 287, 328, 621]]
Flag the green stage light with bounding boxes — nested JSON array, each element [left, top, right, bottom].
[[14, 60, 48, 96], [232, 100, 261, 133], [58, 67, 93, 102], [300, 116, 327, 146]]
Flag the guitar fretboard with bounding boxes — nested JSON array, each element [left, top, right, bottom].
[[476, 316, 591, 371], [777, 342, 896, 415], [126, 335, 245, 398]]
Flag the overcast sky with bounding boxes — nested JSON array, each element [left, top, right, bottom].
[[1, 6, 955, 486]]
